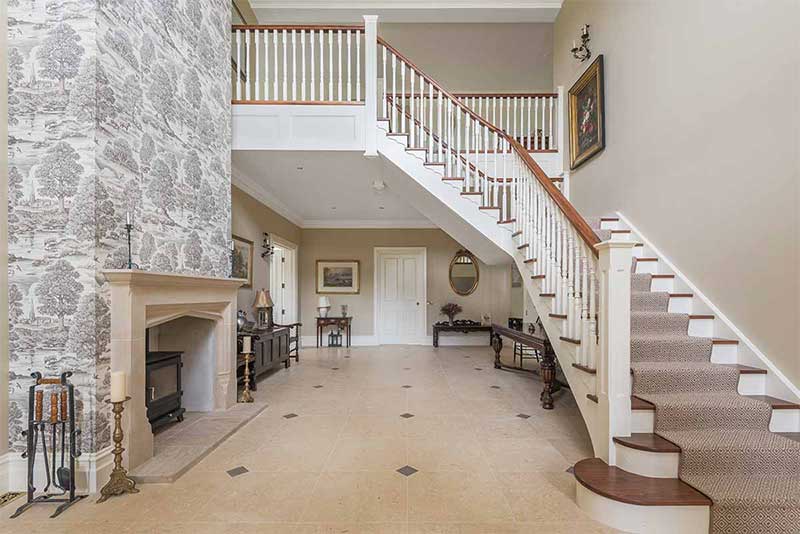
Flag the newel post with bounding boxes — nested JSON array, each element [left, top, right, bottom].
[[363, 15, 379, 157], [594, 240, 635, 464]]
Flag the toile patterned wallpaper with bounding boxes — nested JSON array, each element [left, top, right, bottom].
[[7, 0, 232, 452]]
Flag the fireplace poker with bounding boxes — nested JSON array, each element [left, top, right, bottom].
[[57, 390, 70, 491]]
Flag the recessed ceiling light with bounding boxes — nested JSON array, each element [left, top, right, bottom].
[[296, 166, 304, 171], [378, 206, 385, 210], [331, 206, 337, 210]]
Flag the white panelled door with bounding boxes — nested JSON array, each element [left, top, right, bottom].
[[269, 243, 297, 324], [375, 248, 426, 345]]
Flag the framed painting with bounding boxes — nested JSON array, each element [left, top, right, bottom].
[[316, 260, 360, 294], [568, 55, 605, 169], [231, 234, 254, 288]]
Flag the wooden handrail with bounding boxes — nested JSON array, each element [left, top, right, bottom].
[[232, 24, 364, 31], [379, 35, 598, 255], [509, 139, 600, 254], [454, 92, 558, 99], [377, 37, 505, 138]]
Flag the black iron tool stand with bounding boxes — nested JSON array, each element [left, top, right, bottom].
[[11, 372, 86, 519]]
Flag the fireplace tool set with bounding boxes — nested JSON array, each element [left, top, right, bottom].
[[11, 372, 86, 519]]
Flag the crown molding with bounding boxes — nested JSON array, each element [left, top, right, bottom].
[[302, 218, 437, 229], [231, 164, 306, 227]]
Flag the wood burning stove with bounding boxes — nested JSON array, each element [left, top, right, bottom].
[[145, 351, 185, 430]]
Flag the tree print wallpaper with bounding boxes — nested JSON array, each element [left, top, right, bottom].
[[7, 0, 232, 453]]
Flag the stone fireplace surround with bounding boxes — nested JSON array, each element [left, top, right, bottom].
[[103, 270, 244, 470]]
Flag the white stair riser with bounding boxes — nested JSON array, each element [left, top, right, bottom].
[[649, 277, 674, 292], [599, 219, 619, 230], [634, 260, 659, 274], [614, 443, 680, 479], [633, 407, 799, 433], [667, 295, 693, 314], [687, 317, 714, 337], [710, 343, 738, 363], [576, 484, 709, 534]]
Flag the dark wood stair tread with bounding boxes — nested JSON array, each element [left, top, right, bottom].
[[711, 338, 738, 345], [586, 394, 598, 403], [497, 219, 516, 225], [549, 313, 567, 319], [511, 231, 522, 237], [631, 396, 656, 411], [745, 395, 800, 410], [779, 433, 800, 443], [531, 274, 545, 280], [613, 433, 681, 453], [651, 274, 675, 279], [719, 364, 766, 374], [560, 336, 580, 345], [573, 458, 712, 507]]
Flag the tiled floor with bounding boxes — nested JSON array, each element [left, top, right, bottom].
[[1, 345, 621, 533]]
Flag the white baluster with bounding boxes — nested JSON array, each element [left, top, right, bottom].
[[328, 31, 333, 101], [309, 30, 315, 101], [291, 29, 297, 100], [254, 30, 260, 100], [337, 30, 343, 101], [235, 30, 242, 100], [512, 97, 517, 143], [347, 30, 352, 101], [409, 71, 415, 147], [244, 30, 251, 101], [381, 46, 387, 117], [428, 83, 434, 161], [492, 97, 497, 127], [549, 96, 554, 150], [437, 90, 443, 163], [391, 53, 396, 132], [281, 30, 288, 100], [356, 31, 361, 101], [534, 97, 539, 150], [527, 96, 532, 150], [400, 61, 406, 133], [273, 30, 278, 100], [318, 30, 324, 100], [300, 30, 306, 101]]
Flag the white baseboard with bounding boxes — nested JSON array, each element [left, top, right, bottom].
[[301, 334, 491, 348], [3, 445, 114, 494], [301, 335, 378, 348]]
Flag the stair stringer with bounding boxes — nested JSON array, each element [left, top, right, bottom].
[[376, 126, 605, 456]]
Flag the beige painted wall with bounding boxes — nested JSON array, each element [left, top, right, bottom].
[[554, 0, 800, 386], [1, 0, 10, 459], [299, 228, 511, 338], [380, 23, 553, 93], [231, 186, 302, 316]]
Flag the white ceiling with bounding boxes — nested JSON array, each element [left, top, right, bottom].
[[232, 151, 435, 228], [250, 1, 562, 24]]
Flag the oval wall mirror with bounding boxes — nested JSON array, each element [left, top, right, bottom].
[[449, 250, 479, 296]]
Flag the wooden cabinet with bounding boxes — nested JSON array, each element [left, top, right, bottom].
[[237, 327, 290, 389]]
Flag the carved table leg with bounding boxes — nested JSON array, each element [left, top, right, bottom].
[[539, 340, 556, 410], [491, 333, 503, 369], [433, 329, 439, 347]]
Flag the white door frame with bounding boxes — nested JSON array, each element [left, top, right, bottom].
[[373, 247, 427, 345], [271, 235, 299, 325]]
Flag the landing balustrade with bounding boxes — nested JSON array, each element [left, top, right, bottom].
[[231, 17, 633, 464]]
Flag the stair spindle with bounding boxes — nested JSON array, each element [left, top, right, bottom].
[[300, 30, 306, 101], [346, 30, 352, 101], [337, 30, 343, 101], [235, 29, 242, 100], [310, 30, 315, 101], [356, 31, 361, 101], [254, 30, 260, 100], [291, 30, 297, 100]]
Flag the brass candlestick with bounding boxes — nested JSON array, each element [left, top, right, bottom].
[[240, 353, 254, 403], [97, 397, 139, 503]]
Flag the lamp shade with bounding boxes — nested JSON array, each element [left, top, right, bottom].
[[318, 296, 331, 308], [253, 288, 273, 309]]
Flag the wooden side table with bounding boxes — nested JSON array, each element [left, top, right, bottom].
[[316, 316, 352, 347], [432, 323, 492, 347]]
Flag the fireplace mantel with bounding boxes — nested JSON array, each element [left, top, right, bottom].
[[102, 269, 245, 470]]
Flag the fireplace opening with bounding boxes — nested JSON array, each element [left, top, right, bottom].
[[145, 350, 185, 430]]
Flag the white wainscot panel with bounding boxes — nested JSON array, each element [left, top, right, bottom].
[[233, 104, 365, 151]]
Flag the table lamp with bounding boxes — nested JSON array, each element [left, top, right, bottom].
[[253, 288, 274, 328], [318, 296, 331, 318]]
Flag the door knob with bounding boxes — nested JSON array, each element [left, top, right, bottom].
[[416, 302, 420, 306]]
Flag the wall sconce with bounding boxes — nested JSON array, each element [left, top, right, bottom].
[[571, 24, 591, 63], [261, 232, 275, 259]]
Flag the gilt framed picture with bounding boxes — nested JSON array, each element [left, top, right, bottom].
[[316, 260, 360, 294], [231, 234, 254, 288], [568, 54, 605, 169]]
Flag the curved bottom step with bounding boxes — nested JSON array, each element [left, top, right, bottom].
[[574, 458, 711, 534]]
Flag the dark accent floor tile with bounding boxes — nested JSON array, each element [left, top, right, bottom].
[[474, 368, 483, 371], [313, 385, 323, 389], [283, 413, 298, 419], [396, 465, 418, 477], [400, 413, 415, 419], [226, 466, 249, 477], [516, 413, 531, 419], [402, 385, 412, 389], [331, 367, 339, 370], [566, 465, 575, 474], [490, 385, 501, 389]]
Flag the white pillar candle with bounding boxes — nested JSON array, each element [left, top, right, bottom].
[[242, 336, 251, 353], [110, 371, 126, 402], [126, 211, 131, 225]]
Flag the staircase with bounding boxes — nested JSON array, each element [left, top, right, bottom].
[[231, 17, 800, 533]]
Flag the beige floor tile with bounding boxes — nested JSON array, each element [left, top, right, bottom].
[[479, 437, 571, 473], [301, 472, 407, 523], [494, 471, 589, 524], [326, 438, 407, 472], [402, 415, 477, 440], [342, 415, 407, 439], [294, 523, 407, 533], [407, 472, 514, 523], [406, 437, 491, 473]]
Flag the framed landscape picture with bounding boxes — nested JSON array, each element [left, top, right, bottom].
[[316, 260, 360, 294], [231, 234, 254, 287], [569, 54, 605, 169]]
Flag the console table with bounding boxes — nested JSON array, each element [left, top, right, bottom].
[[432, 323, 492, 347], [316, 316, 352, 347], [490, 323, 559, 409]]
